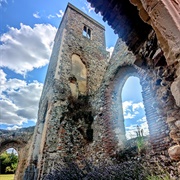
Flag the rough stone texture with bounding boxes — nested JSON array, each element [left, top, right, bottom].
[[2, 1, 180, 179], [23, 4, 109, 179], [0, 127, 34, 180], [87, 0, 180, 175], [168, 145, 180, 161], [130, 0, 180, 65], [97, 31, 173, 156], [131, 0, 180, 109], [171, 77, 180, 107]]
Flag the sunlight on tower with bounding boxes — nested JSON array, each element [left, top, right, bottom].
[[121, 76, 149, 139]]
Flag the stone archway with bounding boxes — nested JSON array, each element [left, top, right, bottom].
[[0, 140, 25, 155], [101, 65, 170, 156], [122, 76, 149, 140], [0, 140, 23, 178], [0, 127, 34, 180]]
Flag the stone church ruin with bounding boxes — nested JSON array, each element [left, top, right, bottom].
[[0, 1, 180, 179]]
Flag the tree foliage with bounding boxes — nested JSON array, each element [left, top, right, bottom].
[[0, 151, 18, 174]]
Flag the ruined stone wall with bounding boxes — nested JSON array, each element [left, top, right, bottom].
[[0, 127, 34, 180], [27, 4, 109, 179], [23, 1, 180, 178], [90, 28, 177, 162], [130, 0, 180, 169], [88, 0, 180, 172]]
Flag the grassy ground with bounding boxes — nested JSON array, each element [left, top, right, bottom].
[[0, 174, 14, 180]]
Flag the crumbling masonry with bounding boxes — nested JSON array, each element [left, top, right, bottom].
[[0, 1, 179, 179]]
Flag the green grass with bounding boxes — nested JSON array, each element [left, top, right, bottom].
[[0, 174, 14, 180]]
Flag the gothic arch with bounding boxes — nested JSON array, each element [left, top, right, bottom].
[[102, 65, 170, 155]]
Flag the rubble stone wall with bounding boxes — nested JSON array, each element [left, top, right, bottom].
[[0, 127, 34, 180], [15, 1, 180, 179], [130, 0, 180, 172], [26, 4, 109, 179]]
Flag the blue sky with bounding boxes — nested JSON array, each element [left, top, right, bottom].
[[0, 0, 148, 139]]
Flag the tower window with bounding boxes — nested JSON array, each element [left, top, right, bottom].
[[83, 25, 91, 39]]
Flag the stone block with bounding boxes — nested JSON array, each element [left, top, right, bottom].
[[171, 77, 180, 107], [175, 120, 180, 129], [167, 116, 176, 123], [168, 145, 180, 160]]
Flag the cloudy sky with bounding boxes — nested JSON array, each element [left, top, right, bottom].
[[0, 0, 148, 139]]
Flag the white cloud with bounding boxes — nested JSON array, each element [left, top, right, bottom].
[[7, 125, 21, 131], [82, 2, 101, 17], [56, 10, 64, 18], [0, 0, 7, 6], [0, 98, 27, 125], [0, 23, 57, 75], [122, 101, 145, 119], [47, 14, 55, 19], [125, 120, 149, 139], [0, 69, 6, 85], [125, 124, 138, 139], [1, 78, 26, 94], [122, 101, 134, 119], [137, 116, 147, 123], [132, 102, 144, 111], [33, 12, 40, 19], [124, 112, 136, 119], [82, 2, 94, 14], [106, 47, 114, 59], [122, 101, 149, 139], [85, 2, 94, 13], [82, 6, 87, 14], [140, 121, 149, 136], [0, 70, 43, 126]]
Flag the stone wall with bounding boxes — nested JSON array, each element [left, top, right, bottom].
[[21, 1, 180, 179], [91, 31, 172, 157], [0, 127, 34, 180], [130, 0, 180, 171], [27, 3, 109, 179], [88, 0, 180, 174]]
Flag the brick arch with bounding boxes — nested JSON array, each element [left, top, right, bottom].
[[102, 65, 170, 156]]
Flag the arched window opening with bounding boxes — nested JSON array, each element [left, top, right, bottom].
[[82, 25, 91, 39], [83, 26, 87, 37], [122, 76, 149, 140], [0, 148, 18, 175], [69, 54, 87, 98]]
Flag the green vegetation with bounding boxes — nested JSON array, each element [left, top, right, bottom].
[[0, 174, 14, 180], [0, 151, 18, 174]]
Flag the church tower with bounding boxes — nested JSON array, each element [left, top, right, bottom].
[[28, 3, 108, 179]]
